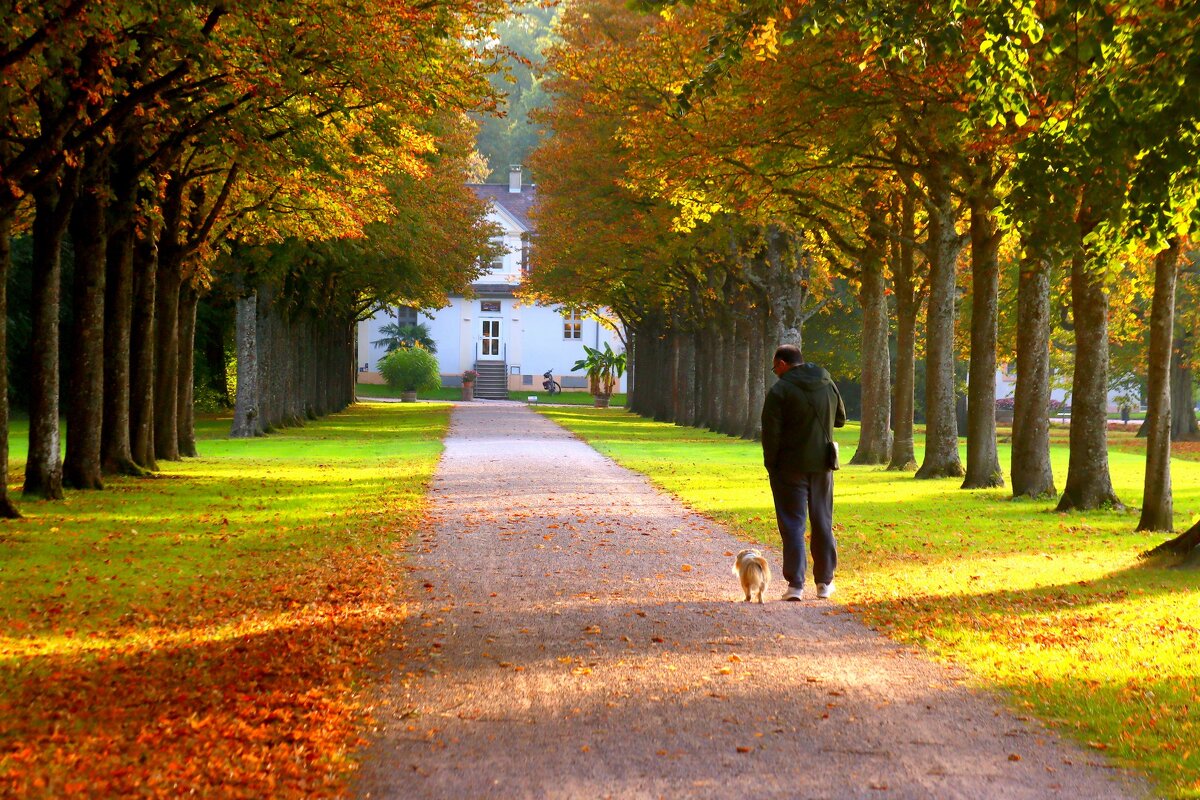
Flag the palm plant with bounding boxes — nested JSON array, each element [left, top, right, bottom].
[[372, 321, 437, 354], [571, 342, 626, 398]]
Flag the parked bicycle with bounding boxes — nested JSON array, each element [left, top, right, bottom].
[[542, 369, 561, 395]]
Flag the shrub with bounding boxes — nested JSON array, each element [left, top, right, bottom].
[[996, 397, 1067, 413], [378, 347, 441, 393]]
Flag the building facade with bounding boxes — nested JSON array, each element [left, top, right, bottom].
[[357, 166, 626, 398]]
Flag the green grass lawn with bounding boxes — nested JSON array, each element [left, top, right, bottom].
[[1, 402, 449, 796], [355, 382, 625, 406], [538, 406, 1200, 799]]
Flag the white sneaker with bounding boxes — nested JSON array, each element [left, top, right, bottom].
[[782, 586, 804, 601], [816, 582, 835, 599]]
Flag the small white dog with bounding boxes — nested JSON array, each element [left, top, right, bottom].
[[733, 549, 771, 604]]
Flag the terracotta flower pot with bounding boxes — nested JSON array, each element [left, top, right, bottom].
[[461, 383, 475, 401], [401, 390, 417, 403], [593, 394, 611, 408]]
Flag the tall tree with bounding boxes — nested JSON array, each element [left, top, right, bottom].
[[961, 157, 1005, 489], [1137, 239, 1182, 531]]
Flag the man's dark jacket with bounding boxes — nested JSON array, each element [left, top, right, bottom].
[[761, 362, 847, 480]]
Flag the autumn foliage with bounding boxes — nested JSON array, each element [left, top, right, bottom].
[[0, 404, 447, 796]]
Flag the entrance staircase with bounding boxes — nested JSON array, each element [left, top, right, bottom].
[[473, 361, 509, 400]]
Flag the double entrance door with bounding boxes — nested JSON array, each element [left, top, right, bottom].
[[480, 319, 502, 359]]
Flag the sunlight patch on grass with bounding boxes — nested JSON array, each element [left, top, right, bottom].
[[0, 402, 448, 796]]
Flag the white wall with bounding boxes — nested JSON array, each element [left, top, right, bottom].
[[354, 196, 627, 392], [515, 305, 625, 392], [356, 300, 626, 391]]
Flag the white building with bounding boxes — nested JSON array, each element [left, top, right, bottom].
[[357, 166, 626, 399]]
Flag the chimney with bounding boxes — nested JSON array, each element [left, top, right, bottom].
[[509, 164, 522, 194]]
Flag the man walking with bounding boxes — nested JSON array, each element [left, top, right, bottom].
[[761, 344, 846, 601]]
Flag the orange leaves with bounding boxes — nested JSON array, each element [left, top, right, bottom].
[[0, 545, 403, 799]]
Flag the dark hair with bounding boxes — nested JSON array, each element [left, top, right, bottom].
[[773, 344, 803, 365]]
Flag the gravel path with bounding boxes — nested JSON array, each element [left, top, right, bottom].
[[354, 404, 1149, 799]]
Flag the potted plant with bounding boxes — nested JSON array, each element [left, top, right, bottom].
[[571, 342, 626, 408], [378, 347, 441, 401], [461, 369, 477, 401]]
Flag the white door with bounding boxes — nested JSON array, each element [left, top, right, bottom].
[[480, 319, 502, 360]]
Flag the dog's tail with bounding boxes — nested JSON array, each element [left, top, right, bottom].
[[752, 556, 770, 581]]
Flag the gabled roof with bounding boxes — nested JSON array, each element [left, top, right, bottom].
[[471, 184, 537, 232]]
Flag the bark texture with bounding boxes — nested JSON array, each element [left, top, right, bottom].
[[1171, 333, 1199, 441], [100, 149, 144, 476], [1137, 241, 1180, 532], [152, 181, 184, 462], [1143, 518, 1200, 562], [851, 232, 892, 465], [231, 290, 262, 438], [63, 177, 107, 490], [888, 192, 921, 472], [129, 232, 158, 471], [1010, 254, 1056, 499], [961, 187, 1003, 489], [1057, 218, 1121, 512], [915, 162, 965, 479], [24, 173, 76, 500], [177, 284, 200, 457]]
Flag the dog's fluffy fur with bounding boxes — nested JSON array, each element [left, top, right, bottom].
[[733, 549, 771, 604]]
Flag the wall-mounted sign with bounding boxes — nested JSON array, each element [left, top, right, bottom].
[[480, 300, 501, 313]]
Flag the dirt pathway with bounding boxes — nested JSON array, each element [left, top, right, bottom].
[[354, 404, 1148, 799]]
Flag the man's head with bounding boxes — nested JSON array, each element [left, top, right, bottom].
[[772, 344, 802, 377]]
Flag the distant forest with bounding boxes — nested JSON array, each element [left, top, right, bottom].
[[474, 5, 559, 182]]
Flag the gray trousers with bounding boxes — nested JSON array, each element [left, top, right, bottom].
[[769, 472, 837, 589]]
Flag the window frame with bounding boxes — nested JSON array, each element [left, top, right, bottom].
[[563, 309, 583, 340]]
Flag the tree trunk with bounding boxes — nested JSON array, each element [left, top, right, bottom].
[[626, 327, 639, 413], [667, 330, 681, 425], [24, 173, 76, 500], [294, 317, 310, 424], [915, 162, 965, 479], [742, 302, 766, 440], [1137, 240, 1181, 532], [1011, 252, 1056, 498], [679, 330, 698, 427], [628, 324, 648, 416], [177, 283, 200, 457], [1171, 331, 1199, 441], [729, 304, 751, 440], [152, 187, 184, 462], [129, 231, 158, 471], [709, 324, 728, 434], [231, 289, 262, 438], [100, 150, 144, 476], [1144, 518, 1200, 560], [1057, 214, 1121, 511], [889, 192, 920, 471], [693, 329, 711, 428], [63, 176, 107, 490], [763, 227, 808, 352], [651, 330, 671, 423], [961, 187, 1003, 489], [0, 215, 20, 517], [851, 233, 892, 465]]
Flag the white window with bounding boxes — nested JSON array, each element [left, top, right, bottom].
[[489, 237, 505, 271], [563, 309, 582, 340]]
